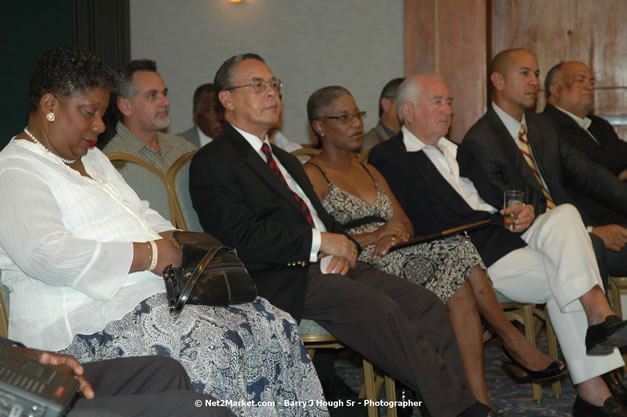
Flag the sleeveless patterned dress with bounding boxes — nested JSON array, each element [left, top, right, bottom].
[[311, 163, 484, 303]]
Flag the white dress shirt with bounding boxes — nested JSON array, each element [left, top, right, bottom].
[[197, 126, 214, 147], [232, 125, 324, 262], [491, 102, 552, 192], [0, 139, 173, 350], [401, 126, 497, 213], [554, 105, 599, 144]]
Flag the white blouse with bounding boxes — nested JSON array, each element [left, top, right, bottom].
[[0, 139, 174, 351]]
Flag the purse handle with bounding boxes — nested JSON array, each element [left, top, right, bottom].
[[175, 245, 228, 311]]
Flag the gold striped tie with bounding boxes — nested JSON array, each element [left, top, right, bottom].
[[517, 124, 556, 210]]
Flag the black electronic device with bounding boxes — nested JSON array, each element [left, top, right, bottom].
[[0, 343, 79, 417]]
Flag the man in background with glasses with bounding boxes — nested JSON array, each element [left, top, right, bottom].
[[190, 53, 499, 417]]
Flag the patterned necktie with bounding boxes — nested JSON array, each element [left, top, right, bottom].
[[517, 124, 556, 210], [261, 143, 313, 224]]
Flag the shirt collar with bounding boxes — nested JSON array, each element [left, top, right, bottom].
[[554, 105, 592, 130], [197, 126, 213, 143], [491, 102, 527, 141], [231, 124, 270, 154], [401, 125, 456, 154]]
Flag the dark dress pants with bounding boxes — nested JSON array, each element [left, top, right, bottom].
[[302, 262, 475, 417], [70, 356, 233, 417]]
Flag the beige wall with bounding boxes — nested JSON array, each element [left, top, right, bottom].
[[130, 0, 403, 144]]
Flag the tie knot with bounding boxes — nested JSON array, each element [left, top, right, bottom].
[[518, 124, 527, 138], [261, 143, 273, 161]]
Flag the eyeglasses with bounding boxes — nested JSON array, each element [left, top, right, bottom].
[[320, 111, 367, 124], [225, 78, 283, 93]]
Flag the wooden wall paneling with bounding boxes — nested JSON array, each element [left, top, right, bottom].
[[489, 0, 627, 133], [404, 0, 488, 142]]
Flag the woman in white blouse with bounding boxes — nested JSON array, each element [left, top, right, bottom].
[[0, 46, 326, 417]]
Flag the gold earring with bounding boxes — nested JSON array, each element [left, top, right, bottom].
[[46, 112, 55, 122]]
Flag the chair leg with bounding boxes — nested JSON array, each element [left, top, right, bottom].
[[384, 376, 397, 417], [545, 311, 562, 398], [362, 358, 378, 417], [609, 279, 624, 319], [522, 304, 543, 402]]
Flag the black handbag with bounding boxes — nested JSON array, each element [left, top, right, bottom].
[[163, 231, 257, 312]]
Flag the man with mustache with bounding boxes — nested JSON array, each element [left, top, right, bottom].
[[458, 49, 627, 277], [190, 52, 500, 417], [104, 59, 197, 174]]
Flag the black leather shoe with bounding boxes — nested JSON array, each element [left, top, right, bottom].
[[586, 315, 627, 355], [573, 395, 627, 417], [502, 347, 567, 382], [457, 401, 494, 417], [603, 371, 627, 405]]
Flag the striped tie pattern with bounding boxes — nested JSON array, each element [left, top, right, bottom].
[[517, 124, 556, 210], [261, 143, 313, 224]]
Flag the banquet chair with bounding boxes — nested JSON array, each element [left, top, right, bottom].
[[608, 277, 627, 319], [166, 151, 203, 232], [107, 152, 177, 225], [0, 276, 8, 339], [497, 296, 561, 402], [299, 319, 397, 417]]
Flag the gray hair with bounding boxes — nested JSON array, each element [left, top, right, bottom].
[[118, 59, 157, 99], [544, 62, 564, 99], [396, 77, 424, 122]]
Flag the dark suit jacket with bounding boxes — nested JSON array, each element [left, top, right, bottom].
[[543, 103, 627, 177], [458, 107, 627, 226], [368, 133, 525, 267], [189, 124, 345, 320]]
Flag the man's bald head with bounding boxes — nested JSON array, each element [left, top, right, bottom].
[[546, 61, 595, 118]]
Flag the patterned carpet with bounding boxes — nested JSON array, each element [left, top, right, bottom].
[[334, 337, 626, 416]]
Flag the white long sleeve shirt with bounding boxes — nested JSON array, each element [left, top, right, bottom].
[[0, 139, 173, 350]]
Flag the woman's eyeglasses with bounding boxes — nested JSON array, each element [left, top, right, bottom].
[[320, 111, 367, 124]]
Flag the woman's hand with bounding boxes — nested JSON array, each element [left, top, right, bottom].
[[375, 220, 410, 242], [131, 237, 182, 275], [370, 234, 404, 259], [153, 238, 183, 275]]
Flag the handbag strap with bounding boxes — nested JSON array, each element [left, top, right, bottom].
[[175, 245, 228, 311]]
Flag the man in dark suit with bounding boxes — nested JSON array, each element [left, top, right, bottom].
[[543, 61, 627, 181], [542, 60, 627, 227], [458, 49, 627, 276], [369, 74, 627, 417], [189, 53, 495, 417], [0, 337, 230, 417]]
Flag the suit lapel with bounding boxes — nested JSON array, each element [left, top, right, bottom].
[[398, 135, 481, 221], [524, 114, 552, 194], [227, 126, 307, 217]]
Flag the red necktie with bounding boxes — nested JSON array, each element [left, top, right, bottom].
[[261, 143, 313, 224]]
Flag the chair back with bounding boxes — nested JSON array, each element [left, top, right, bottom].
[[166, 151, 203, 232], [107, 152, 176, 223]]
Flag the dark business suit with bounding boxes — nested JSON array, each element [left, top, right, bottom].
[[368, 132, 526, 267], [189, 124, 477, 417], [543, 104, 627, 226], [543, 103, 627, 178], [458, 106, 627, 275]]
